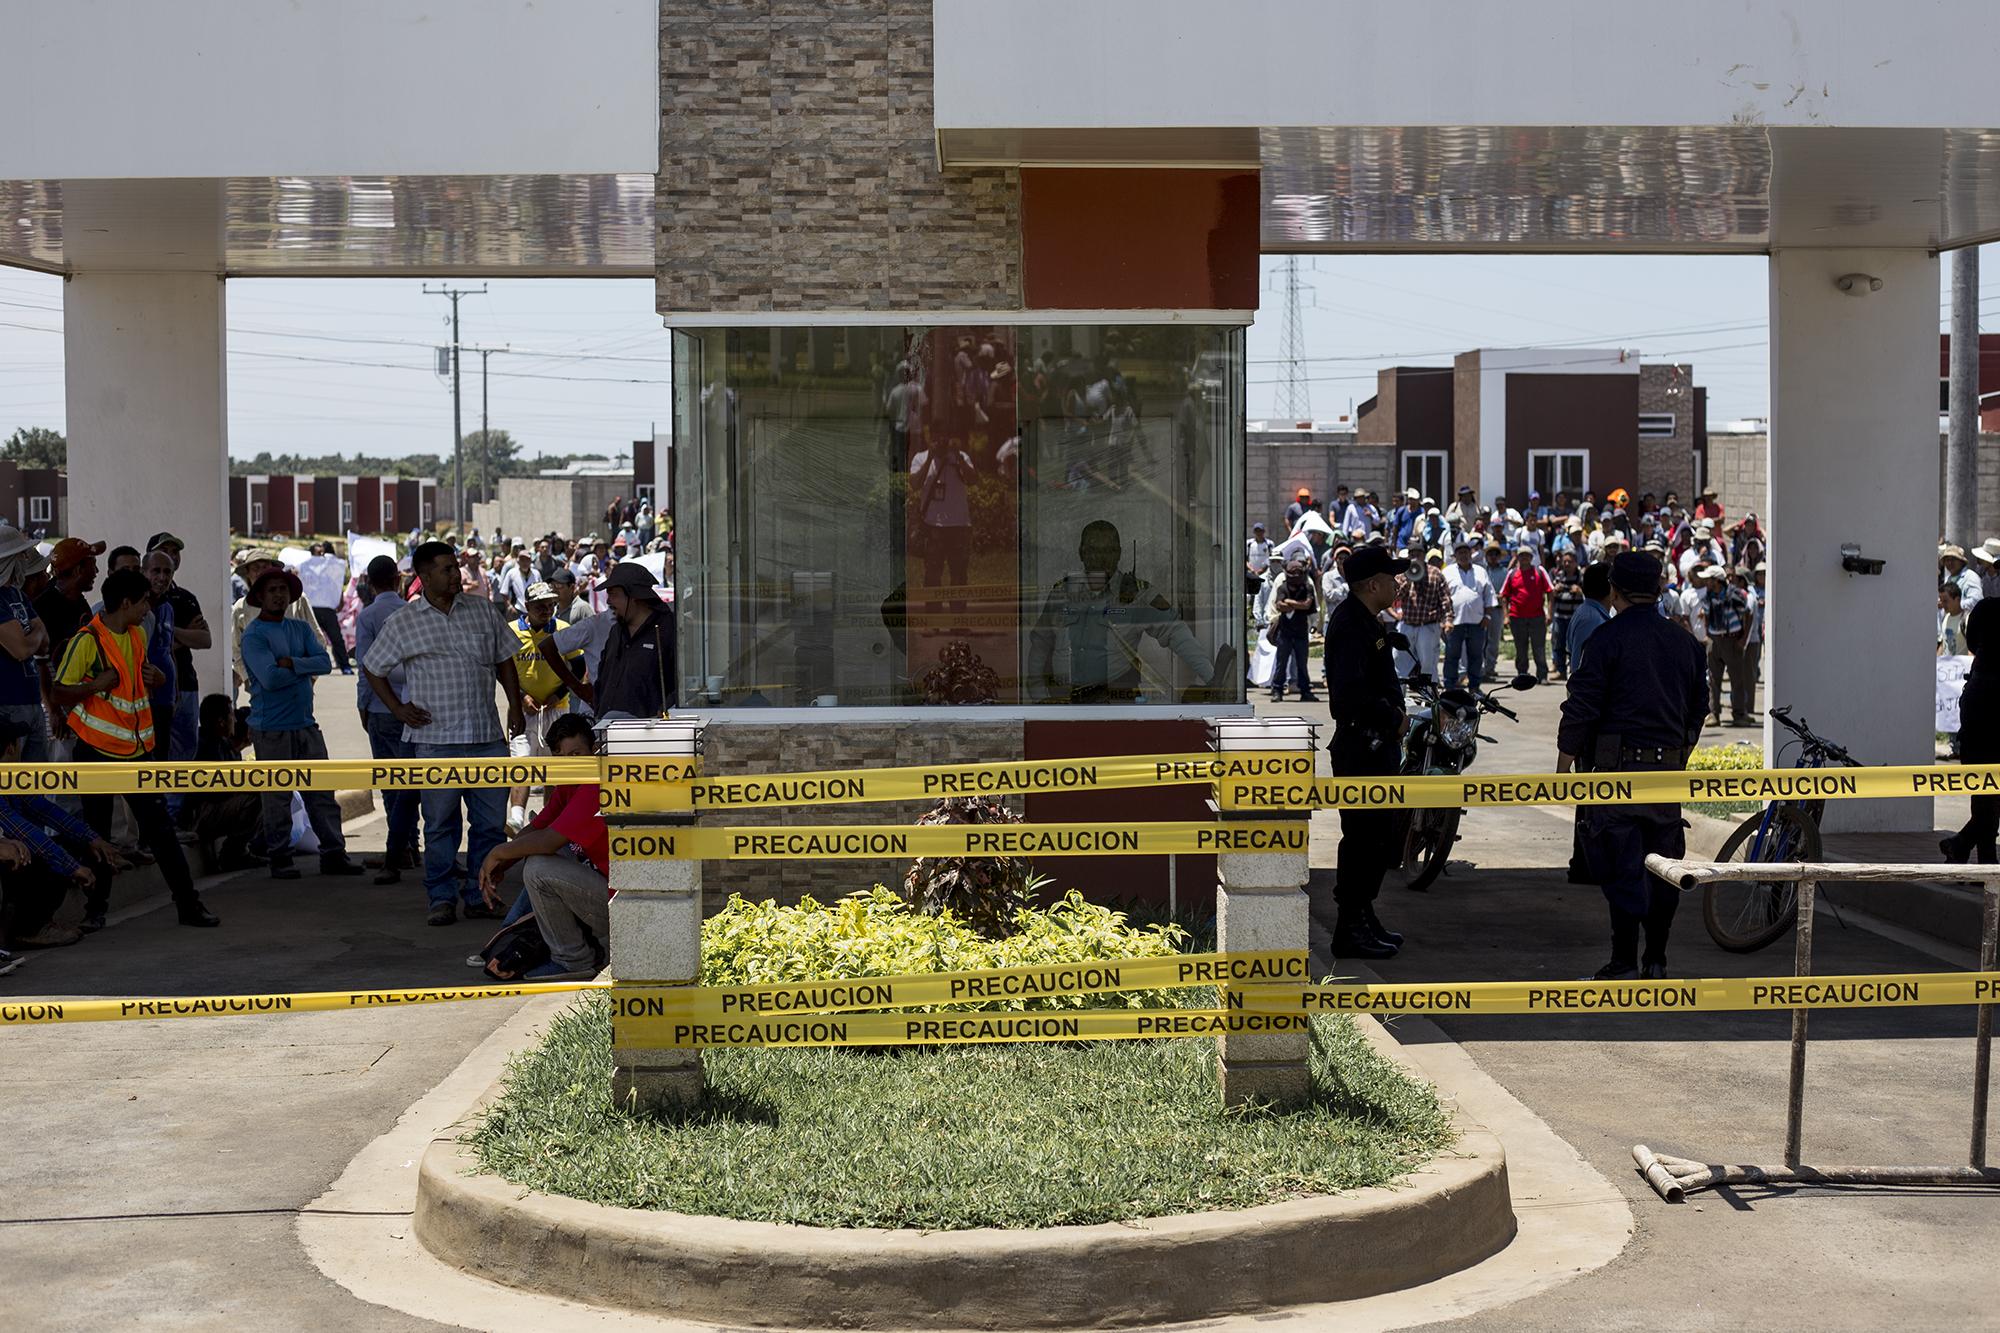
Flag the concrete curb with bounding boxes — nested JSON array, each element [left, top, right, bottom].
[[413, 1056, 1515, 1329]]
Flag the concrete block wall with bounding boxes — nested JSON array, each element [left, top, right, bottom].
[[1706, 433, 1768, 531], [658, 1, 1021, 315], [1246, 443, 1395, 536], [1637, 363, 1696, 501], [1452, 355, 1481, 499], [1712, 430, 2000, 546], [697, 720, 1025, 913]]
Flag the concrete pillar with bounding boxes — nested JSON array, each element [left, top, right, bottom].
[[602, 718, 705, 1114], [1210, 716, 1318, 1108], [64, 272, 229, 689], [1768, 248, 1939, 832]]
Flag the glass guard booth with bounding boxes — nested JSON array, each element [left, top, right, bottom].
[[674, 323, 1246, 712]]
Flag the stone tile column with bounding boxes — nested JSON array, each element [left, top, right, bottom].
[[1210, 716, 1319, 1108], [602, 718, 705, 1114]]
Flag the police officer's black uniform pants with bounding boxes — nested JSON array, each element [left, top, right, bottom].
[[1579, 787, 1686, 968], [1946, 674, 2000, 863], [1331, 727, 1398, 913]]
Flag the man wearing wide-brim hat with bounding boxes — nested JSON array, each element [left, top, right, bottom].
[[1973, 538, 2000, 600], [241, 565, 365, 883], [1941, 542, 1984, 612], [228, 546, 329, 695]]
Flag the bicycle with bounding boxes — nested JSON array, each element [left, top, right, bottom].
[[1701, 705, 1862, 952]]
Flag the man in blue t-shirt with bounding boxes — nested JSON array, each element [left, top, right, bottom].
[[240, 568, 364, 881]]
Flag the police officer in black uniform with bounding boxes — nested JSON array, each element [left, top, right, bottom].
[[1557, 551, 1709, 979], [1318, 544, 1410, 959]]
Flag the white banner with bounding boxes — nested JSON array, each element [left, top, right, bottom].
[[1937, 654, 1973, 733], [346, 531, 398, 577]]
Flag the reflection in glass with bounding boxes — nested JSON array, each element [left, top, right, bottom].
[[673, 324, 1244, 708]]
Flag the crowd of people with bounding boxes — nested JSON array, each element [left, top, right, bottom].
[[0, 514, 678, 982], [1248, 481, 1767, 727]]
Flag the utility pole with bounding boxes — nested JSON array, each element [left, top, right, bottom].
[[1948, 248, 1981, 547], [1276, 257, 1311, 422], [423, 283, 486, 527], [474, 345, 509, 506]]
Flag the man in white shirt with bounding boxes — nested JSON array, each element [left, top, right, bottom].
[[1245, 523, 1274, 599], [1441, 539, 1497, 690], [298, 542, 351, 673]]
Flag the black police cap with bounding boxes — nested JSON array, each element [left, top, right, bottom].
[[1344, 546, 1410, 584], [1610, 552, 1663, 601]]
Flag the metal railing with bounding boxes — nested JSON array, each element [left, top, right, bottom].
[[1631, 855, 2000, 1201]]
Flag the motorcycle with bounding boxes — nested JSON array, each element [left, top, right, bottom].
[[1386, 635, 1536, 890]]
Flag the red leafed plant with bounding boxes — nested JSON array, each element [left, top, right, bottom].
[[902, 796, 1039, 938]]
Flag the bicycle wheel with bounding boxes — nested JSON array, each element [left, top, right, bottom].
[[1702, 805, 1822, 953]]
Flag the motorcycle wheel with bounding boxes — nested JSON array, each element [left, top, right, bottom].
[[1402, 807, 1461, 891]]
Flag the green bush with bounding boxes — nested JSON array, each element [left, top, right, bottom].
[[700, 886, 1192, 1011]]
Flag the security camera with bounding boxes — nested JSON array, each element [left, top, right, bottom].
[[1839, 543, 1885, 575], [1835, 273, 1884, 296]]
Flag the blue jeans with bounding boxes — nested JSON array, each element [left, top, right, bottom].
[[364, 711, 421, 857], [0, 702, 50, 763], [166, 691, 199, 818], [414, 739, 508, 909], [1444, 623, 1487, 690], [1268, 633, 1315, 700]]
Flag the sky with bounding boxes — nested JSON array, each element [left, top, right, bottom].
[[0, 249, 1992, 457]]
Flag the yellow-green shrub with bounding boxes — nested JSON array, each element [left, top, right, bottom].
[[1689, 743, 1764, 772], [699, 886, 1192, 1011]]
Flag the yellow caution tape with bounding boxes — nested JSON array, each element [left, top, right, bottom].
[[610, 951, 1308, 1022], [0, 757, 628, 796], [9, 966, 1999, 1042], [3, 749, 1997, 814], [0, 980, 605, 1027], [608, 821, 1309, 861], [615, 1007, 1313, 1049], [1224, 971, 2000, 1015], [1218, 764, 2000, 812], [607, 751, 1309, 813]]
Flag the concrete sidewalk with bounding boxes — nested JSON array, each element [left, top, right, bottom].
[[0, 812, 528, 1332]]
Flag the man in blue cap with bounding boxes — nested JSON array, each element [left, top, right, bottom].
[[1557, 551, 1708, 980]]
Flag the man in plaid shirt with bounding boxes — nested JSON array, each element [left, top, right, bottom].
[[1699, 566, 1756, 728], [1391, 551, 1450, 680], [362, 541, 527, 927]]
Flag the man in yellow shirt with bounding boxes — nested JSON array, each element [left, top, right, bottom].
[[506, 582, 585, 833], [54, 568, 218, 929]]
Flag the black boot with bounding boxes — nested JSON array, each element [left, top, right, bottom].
[[176, 898, 220, 928], [1585, 907, 1641, 979], [1942, 835, 1971, 865], [1331, 914, 1398, 959], [1360, 904, 1404, 948]]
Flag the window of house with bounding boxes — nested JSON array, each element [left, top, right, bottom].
[[298, 500, 312, 530], [1400, 451, 1447, 503], [382, 500, 394, 529], [674, 322, 1246, 709], [251, 501, 265, 529], [28, 495, 51, 524], [341, 500, 354, 526], [1638, 413, 1676, 439], [1527, 450, 1588, 501]]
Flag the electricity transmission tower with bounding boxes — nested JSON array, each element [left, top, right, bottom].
[[1276, 256, 1311, 421]]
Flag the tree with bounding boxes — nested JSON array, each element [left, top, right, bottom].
[[460, 428, 523, 502], [2, 427, 66, 470]]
